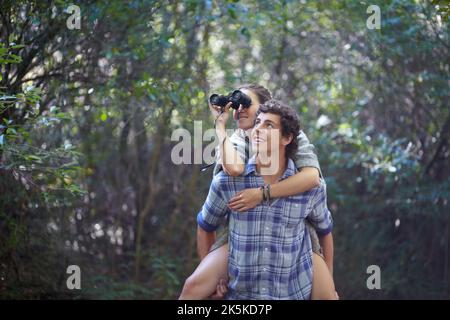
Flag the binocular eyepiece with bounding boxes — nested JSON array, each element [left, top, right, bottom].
[[209, 90, 252, 110]]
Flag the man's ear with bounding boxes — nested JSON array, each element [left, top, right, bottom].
[[281, 134, 293, 147]]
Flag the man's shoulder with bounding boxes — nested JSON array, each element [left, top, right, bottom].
[[309, 178, 326, 192], [214, 169, 249, 182], [212, 170, 236, 187], [212, 170, 228, 186], [213, 169, 253, 191], [308, 178, 327, 201]]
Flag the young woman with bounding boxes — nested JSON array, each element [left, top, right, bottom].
[[179, 84, 337, 300]]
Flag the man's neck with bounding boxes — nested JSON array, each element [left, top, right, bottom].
[[256, 151, 287, 185]]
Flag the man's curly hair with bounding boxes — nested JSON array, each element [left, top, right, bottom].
[[256, 99, 300, 160]]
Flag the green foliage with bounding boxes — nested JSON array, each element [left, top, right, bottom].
[[0, 44, 84, 199], [83, 275, 157, 300], [0, 0, 448, 299], [1, 41, 84, 298]]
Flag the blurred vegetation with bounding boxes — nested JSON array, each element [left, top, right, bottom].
[[0, 0, 448, 299]]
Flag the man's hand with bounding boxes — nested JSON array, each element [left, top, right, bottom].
[[210, 278, 228, 299], [228, 188, 263, 212]]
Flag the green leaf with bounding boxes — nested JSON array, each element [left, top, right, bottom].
[[25, 154, 43, 162], [10, 44, 25, 50]]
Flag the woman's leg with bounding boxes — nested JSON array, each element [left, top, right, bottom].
[[311, 252, 338, 300], [179, 244, 229, 300]]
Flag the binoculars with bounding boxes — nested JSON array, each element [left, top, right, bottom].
[[209, 90, 252, 110]]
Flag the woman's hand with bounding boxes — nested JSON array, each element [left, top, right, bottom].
[[228, 188, 263, 212], [209, 101, 232, 128]]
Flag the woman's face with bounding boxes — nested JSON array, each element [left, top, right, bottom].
[[233, 88, 261, 130]]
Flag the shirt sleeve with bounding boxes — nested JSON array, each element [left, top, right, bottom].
[[197, 174, 231, 232], [307, 180, 333, 237], [294, 131, 322, 175], [213, 129, 248, 176]]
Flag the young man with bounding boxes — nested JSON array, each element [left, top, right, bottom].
[[197, 100, 334, 299]]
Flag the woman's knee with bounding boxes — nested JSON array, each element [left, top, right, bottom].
[[179, 244, 229, 299], [180, 274, 201, 298]]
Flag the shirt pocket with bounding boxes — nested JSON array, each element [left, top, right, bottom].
[[230, 210, 254, 237], [282, 195, 309, 227]]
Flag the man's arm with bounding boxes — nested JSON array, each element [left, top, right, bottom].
[[197, 226, 216, 260], [319, 232, 334, 276], [196, 173, 230, 258], [308, 182, 333, 232], [308, 181, 334, 276]]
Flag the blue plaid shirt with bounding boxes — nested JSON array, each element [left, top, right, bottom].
[[197, 156, 333, 300]]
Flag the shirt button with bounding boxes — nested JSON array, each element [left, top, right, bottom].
[[265, 227, 269, 231], [264, 247, 268, 251], [263, 267, 267, 271], [294, 204, 299, 207]]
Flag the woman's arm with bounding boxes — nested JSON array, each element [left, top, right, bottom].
[[270, 167, 320, 198], [228, 130, 321, 211], [210, 102, 245, 177], [216, 124, 245, 177], [228, 167, 320, 212]]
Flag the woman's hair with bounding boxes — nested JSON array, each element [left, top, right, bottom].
[[257, 99, 300, 160], [238, 83, 272, 105]]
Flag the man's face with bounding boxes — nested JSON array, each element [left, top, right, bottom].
[[251, 112, 293, 173], [251, 112, 289, 157], [233, 89, 260, 130]]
